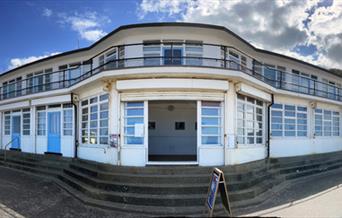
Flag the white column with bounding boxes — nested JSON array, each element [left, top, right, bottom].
[[144, 100, 148, 165], [109, 82, 120, 165], [197, 100, 202, 163], [0, 112, 2, 149], [31, 106, 37, 154], [225, 82, 237, 165]]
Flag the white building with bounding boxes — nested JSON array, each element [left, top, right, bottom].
[[0, 23, 341, 166]]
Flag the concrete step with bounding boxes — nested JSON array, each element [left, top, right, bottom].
[[275, 157, 342, 176], [75, 158, 267, 175], [55, 176, 218, 217], [0, 160, 60, 178], [59, 172, 208, 207], [1, 156, 65, 172], [270, 151, 342, 165], [69, 161, 268, 184]]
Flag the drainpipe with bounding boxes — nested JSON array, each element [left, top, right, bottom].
[[267, 94, 274, 161], [71, 93, 78, 159]]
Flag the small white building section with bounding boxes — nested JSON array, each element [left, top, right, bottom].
[[0, 23, 341, 166]]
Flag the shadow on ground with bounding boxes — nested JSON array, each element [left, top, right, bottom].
[[237, 168, 342, 216]]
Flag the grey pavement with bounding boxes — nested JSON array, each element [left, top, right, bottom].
[[246, 184, 342, 217], [0, 166, 131, 218], [240, 167, 342, 217]]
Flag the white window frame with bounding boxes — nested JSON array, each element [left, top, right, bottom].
[[63, 104, 73, 136], [36, 106, 47, 136], [271, 103, 308, 138], [22, 108, 31, 136], [315, 109, 340, 137], [200, 101, 223, 146], [122, 101, 145, 146], [236, 94, 265, 146], [80, 93, 109, 145]]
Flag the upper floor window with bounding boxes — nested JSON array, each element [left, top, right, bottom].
[[185, 40, 203, 66], [99, 47, 125, 70], [143, 40, 161, 66]]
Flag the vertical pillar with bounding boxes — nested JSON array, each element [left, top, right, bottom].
[[197, 100, 202, 164], [225, 82, 237, 165], [109, 81, 120, 165], [144, 100, 148, 165], [0, 112, 2, 149], [31, 105, 37, 154]]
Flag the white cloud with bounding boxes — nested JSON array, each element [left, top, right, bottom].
[[43, 8, 52, 17], [138, 0, 342, 69], [55, 11, 111, 42], [80, 29, 107, 42], [8, 52, 60, 70]]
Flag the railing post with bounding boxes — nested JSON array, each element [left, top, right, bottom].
[[90, 60, 93, 75], [223, 46, 227, 68], [170, 42, 173, 65]]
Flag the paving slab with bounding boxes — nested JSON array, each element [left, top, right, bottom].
[[0, 166, 134, 218], [240, 167, 342, 217], [247, 185, 342, 217]]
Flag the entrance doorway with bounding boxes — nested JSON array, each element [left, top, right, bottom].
[[148, 101, 197, 162]]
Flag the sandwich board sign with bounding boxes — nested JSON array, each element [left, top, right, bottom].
[[206, 168, 232, 217]]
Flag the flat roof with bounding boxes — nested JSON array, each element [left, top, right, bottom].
[[2, 22, 341, 78]]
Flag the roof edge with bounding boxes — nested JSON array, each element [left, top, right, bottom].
[[1, 22, 340, 78]]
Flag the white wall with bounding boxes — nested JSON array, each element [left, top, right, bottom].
[[270, 95, 342, 158], [78, 146, 117, 165], [226, 145, 267, 165]]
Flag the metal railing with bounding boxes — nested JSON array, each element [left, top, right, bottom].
[[0, 42, 341, 102], [2, 137, 18, 162]]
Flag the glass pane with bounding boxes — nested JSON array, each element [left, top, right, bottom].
[[202, 108, 219, 116], [125, 137, 143, 144], [202, 127, 219, 135], [202, 136, 219, 144], [202, 117, 219, 125], [126, 108, 144, 116]]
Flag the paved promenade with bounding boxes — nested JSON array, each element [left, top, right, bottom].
[[243, 168, 342, 217]]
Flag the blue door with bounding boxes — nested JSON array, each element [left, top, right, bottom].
[[11, 116, 21, 149], [47, 112, 61, 153]]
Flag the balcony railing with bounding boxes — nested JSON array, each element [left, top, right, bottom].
[[0, 42, 341, 102]]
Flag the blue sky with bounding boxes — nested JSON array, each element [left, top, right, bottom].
[[0, 0, 341, 73]]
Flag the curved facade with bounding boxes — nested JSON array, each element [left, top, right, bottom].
[[0, 23, 341, 166]]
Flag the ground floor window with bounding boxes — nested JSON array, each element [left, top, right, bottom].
[[237, 94, 264, 145], [124, 102, 144, 145], [22, 108, 30, 135], [315, 109, 340, 136], [271, 104, 308, 137], [3, 109, 31, 136], [37, 106, 46, 136], [4, 112, 11, 135], [201, 101, 222, 145], [63, 104, 73, 136], [81, 94, 109, 144]]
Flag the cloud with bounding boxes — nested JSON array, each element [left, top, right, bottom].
[[52, 11, 110, 42], [42, 8, 52, 17], [138, 0, 342, 69], [8, 52, 60, 70], [80, 29, 107, 42]]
